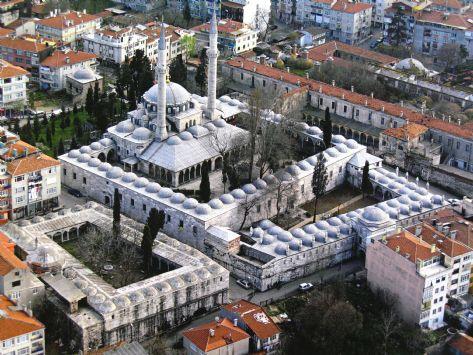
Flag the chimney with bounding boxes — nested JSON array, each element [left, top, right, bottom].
[[457, 119, 461, 125], [286, 67, 290, 73], [252, 66, 256, 72], [415, 225, 422, 236], [431, 218, 438, 226], [395, 245, 400, 253], [400, 100, 404, 107], [65, 57, 70, 64], [448, 115, 451, 123], [259, 55, 266, 65], [233, 318, 238, 327], [431, 244, 436, 253], [450, 230, 457, 240], [351, 85, 354, 92], [364, 99, 368, 106], [342, 93, 345, 99], [209, 329, 215, 337], [332, 80, 335, 86], [400, 111, 404, 118], [305, 72, 309, 79], [371, 92, 374, 98], [83, 9, 86, 14]]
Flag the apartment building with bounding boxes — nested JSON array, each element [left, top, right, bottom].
[[383, 1, 427, 46], [367, 230, 452, 329], [0, 295, 45, 355], [0, 37, 53, 82], [192, 19, 258, 55], [361, 0, 396, 26], [220, 0, 271, 33], [293, 0, 373, 44], [0, 58, 27, 110], [112, 0, 155, 12], [39, 48, 97, 91], [0, 232, 44, 307], [35, 10, 101, 44]]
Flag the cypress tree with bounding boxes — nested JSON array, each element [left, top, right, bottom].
[[93, 81, 100, 105], [70, 137, 78, 150], [322, 107, 332, 149], [33, 115, 40, 139], [141, 225, 153, 275], [146, 208, 165, 240], [199, 161, 211, 202], [195, 49, 208, 95], [169, 56, 187, 84], [361, 161, 373, 198], [46, 125, 52, 147], [50, 120, 55, 136], [57, 138, 65, 155], [311, 153, 328, 223], [113, 188, 121, 238], [85, 87, 94, 117]]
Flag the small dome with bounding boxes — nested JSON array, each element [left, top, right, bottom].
[[327, 227, 339, 239], [134, 177, 149, 188], [346, 139, 358, 149], [287, 165, 301, 176], [304, 224, 318, 234], [171, 192, 186, 204], [183, 198, 198, 209], [275, 171, 292, 182], [219, 95, 230, 102], [99, 138, 113, 147], [340, 224, 351, 234], [231, 189, 246, 199], [408, 192, 421, 201], [158, 187, 173, 198], [188, 125, 209, 137], [421, 199, 433, 209], [411, 201, 422, 212], [296, 122, 309, 130], [396, 177, 408, 184], [90, 142, 102, 150], [241, 184, 256, 195], [395, 58, 427, 73], [32, 216, 44, 223], [346, 211, 359, 218], [398, 188, 411, 195], [253, 178, 267, 189], [326, 147, 339, 157], [306, 156, 318, 165], [116, 120, 135, 134], [432, 195, 443, 205], [388, 182, 401, 190], [252, 227, 264, 238], [316, 220, 330, 230], [307, 126, 321, 135], [132, 127, 152, 141], [143, 287, 158, 297], [205, 122, 217, 131], [378, 177, 389, 185], [220, 194, 235, 204], [88, 158, 101, 167], [179, 131, 193, 141], [78, 153, 91, 163], [259, 220, 274, 230], [268, 226, 283, 235], [98, 162, 112, 171], [328, 217, 343, 226], [289, 239, 302, 251], [291, 228, 306, 239], [196, 204, 211, 215], [277, 231, 293, 242], [302, 235, 315, 247], [99, 300, 116, 313], [122, 172, 137, 183], [335, 143, 348, 153], [73, 68, 96, 80], [79, 146, 92, 154], [128, 291, 144, 303], [106, 166, 123, 179], [388, 209, 398, 219], [297, 160, 312, 171], [407, 182, 417, 190], [68, 149, 80, 158], [214, 118, 226, 128], [89, 293, 106, 305], [209, 198, 224, 209], [261, 235, 274, 245], [361, 207, 389, 223], [167, 136, 182, 145], [114, 296, 131, 308], [387, 172, 397, 179], [274, 243, 288, 255], [398, 196, 410, 204], [386, 199, 400, 208], [416, 187, 428, 195], [145, 182, 161, 193], [400, 205, 410, 215]]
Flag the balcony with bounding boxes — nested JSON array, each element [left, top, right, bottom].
[[423, 286, 433, 301], [420, 309, 430, 320]]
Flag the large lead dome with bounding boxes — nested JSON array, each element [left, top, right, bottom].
[[143, 82, 192, 106]]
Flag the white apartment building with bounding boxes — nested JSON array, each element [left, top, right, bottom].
[[361, 0, 395, 27], [0, 295, 45, 355], [39, 48, 98, 91], [0, 59, 28, 109], [35, 10, 101, 44], [367, 227, 473, 330], [292, 0, 373, 44], [192, 19, 258, 54]]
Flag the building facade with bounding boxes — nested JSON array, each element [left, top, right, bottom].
[[0, 58, 28, 109]]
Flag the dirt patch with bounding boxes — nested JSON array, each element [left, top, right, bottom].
[[301, 184, 361, 216]]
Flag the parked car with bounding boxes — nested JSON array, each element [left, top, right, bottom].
[[369, 40, 379, 49], [68, 188, 83, 198], [448, 198, 460, 205], [236, 279, 252, 289], [299, 282, 314, 291]]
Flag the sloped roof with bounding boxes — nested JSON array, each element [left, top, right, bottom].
[[183, 318, 249, 352], [0, 59, 28, 79], [7, 153, 60, 176], [0, 295, 44, 341], [41, 49, 97, 68], [385, 230, 440, 263], [382, 122, 428, 141], [331, 0, 372, 13], [222, 299, 281, 339], [348, 151, 382, 168], [1, 140, 37, 160], [0, 242, 26, 276], [447, 333, 473, 354], [0, 37, 49, 52], [415, 10, 473, 29], [36, 11, 99, 30]]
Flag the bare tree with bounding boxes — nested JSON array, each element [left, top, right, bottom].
[[253, 5, 271, 41], [437, 43, 468, 73], [246, 90, 264, 182], [238, 194, 262, 230], [270, 172, 298, 224]]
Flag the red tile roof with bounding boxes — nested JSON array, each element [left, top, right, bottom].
[[36, 11, 99, 30], [41, 49, 97, 68], [0, 37, 49, 52], [225, 57, 473, 139], [0, 0, 23, 9], [0, 232, 15, 254], [385, 230, 441, 263], [192, 19, 248, 35], [415, 10, 473, 29], [0, 242, 26, 276], [430, 0, 463, 9], [307, 41, 398, 65], [0, 27, 13, 37], [222, 300, 281, 339], [331, 0, 372, 13], [1, 140, 37, 160], [7, 153, 60, 176], [382, 122, 428, 140], [447, 333, 473, 354], [407, 223, 472, 258], [183, 318, 249, 352], [426, 209, 473, 250], [0, 59, 28, 79], [0, 295, 44, 341]]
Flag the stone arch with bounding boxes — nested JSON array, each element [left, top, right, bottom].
[[196, 164, 201, 178], [215, 157, 223, 170], [179, 171, 184, 184], [106, 149, 116, 163], [184, 169, 190, 181], [104, 195, 111, 206], [347, 129, 352, 138], [98, 152, 106, 162], [340, 126, 346, 136], [52, 232, 62, 242], [190, 166, 195, 180], [367, 136, 374, 147], [166, 171, 172, 183], [360, 133, 366, 144]]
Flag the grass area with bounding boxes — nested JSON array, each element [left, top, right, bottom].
[[35, 110, 91, 156], [70, 0, 115, 14], [301, 184, 362, 216], [291, 68, 310, 77], [30, 90, 70, 110]]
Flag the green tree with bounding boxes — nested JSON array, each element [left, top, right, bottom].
[[127, 85, 137, 111], [183, 0, 191, 26], [195, 48, 208, 95], [57, 138, 65, 155], [70, 136, 78, 150], [46, 125, 52, 146], [93, 81, 100, 105], [33, 115, 40, 139], [85, 87, 94, 117], [361, 161, 373, 198], [50, 120, 56, 136], [42, 113, 48, 126], [169, 56, 187, 84], [146, 208, 165, 240], [73, 103, 78, 115], [387, 8, 407, 46], [180, 34, 196, 59], [199, 161, 211, 202], [322, 107, 332, 149], [311, 153, 328, 223], [113, 188, 121, 239]]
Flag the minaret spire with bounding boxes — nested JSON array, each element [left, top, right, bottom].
[[156, 20, 167, 141], [206, 3, 219, 120]]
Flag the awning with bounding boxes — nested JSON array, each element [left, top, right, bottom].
[[123, 156, 139, 165]]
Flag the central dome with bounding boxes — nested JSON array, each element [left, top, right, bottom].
[[143, 82, 192, 106]]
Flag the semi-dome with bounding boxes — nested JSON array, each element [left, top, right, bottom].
[[73, 68, 96, 81], [395, 58, 427, 73], [143, 81, 192, 106], [361, 206, 389, 223], [116, 120, 135, 134], [220, 194, 235, 204], [134, 177, 149, 188], [122, 172, 137, 183], [132, 127, 152, 141], [145, 182, 161, 193], [106, 166, 123, 179], [209, 198, 224, 209]]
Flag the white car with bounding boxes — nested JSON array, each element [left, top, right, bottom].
[[298, 282, 314, 291], [236, 279, 252, 289], [448, 198, 460, 205]]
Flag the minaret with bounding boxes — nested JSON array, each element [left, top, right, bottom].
[[206, 6, 219, 120], [156, 22, 168, 141]]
